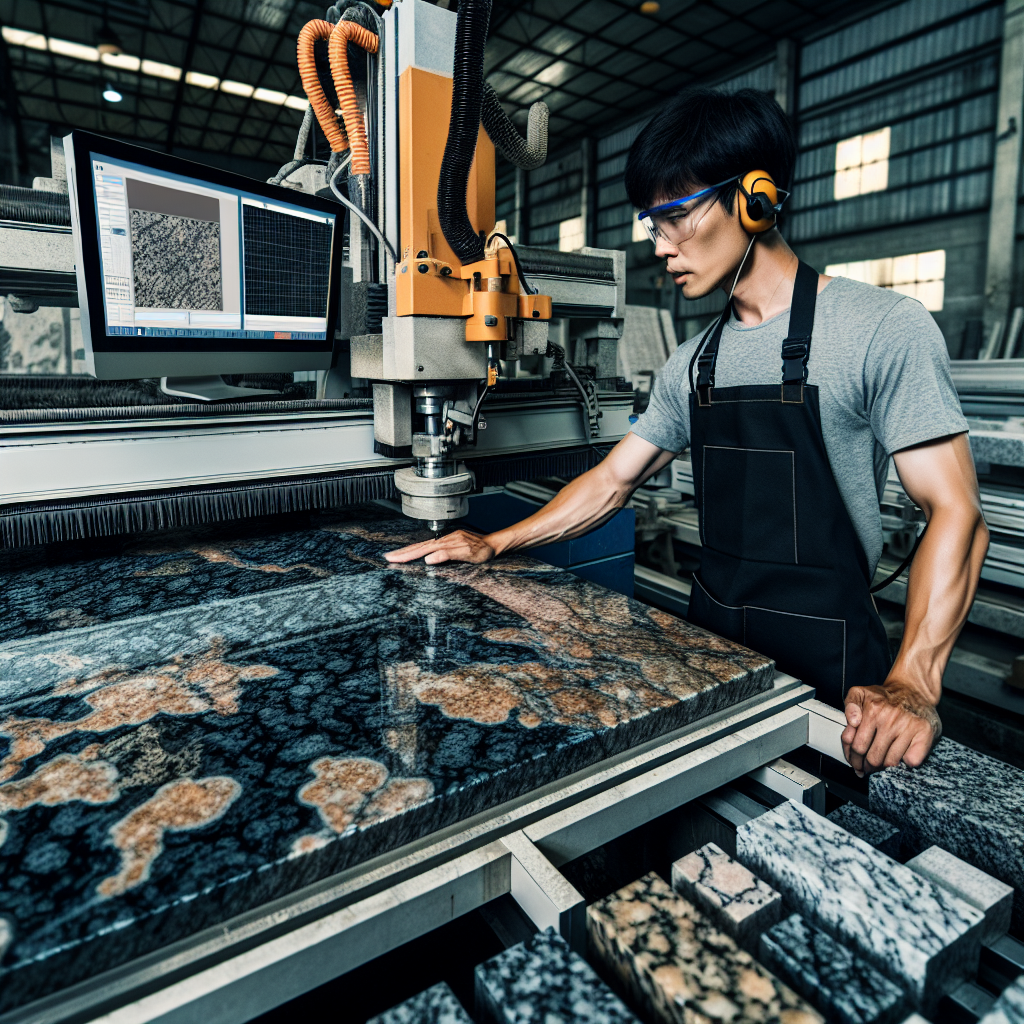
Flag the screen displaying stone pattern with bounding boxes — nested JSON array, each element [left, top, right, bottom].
[[0, 506, 774, 1011]]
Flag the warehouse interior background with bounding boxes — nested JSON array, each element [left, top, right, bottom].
[[1, 0, 1022, 369]]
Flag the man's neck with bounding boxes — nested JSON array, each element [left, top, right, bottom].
[[727, 232, 800, 327]]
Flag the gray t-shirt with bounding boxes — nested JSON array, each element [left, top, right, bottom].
[[632, 276, 968, 574]]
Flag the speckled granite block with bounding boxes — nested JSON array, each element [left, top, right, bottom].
[[587, 872, 822, 1024], [736, 800, 984, 1013], [869, 739, 1024, 931], [906, 846, 1013, 944], [670, 841, 782, 952], [760, 913, 907, 1024], [826, 803, 901, 858], [368, 982, 474, 1024], [0, 508, 775, 1011], [474, 928, 637, 1024], [977, 975, 1024, 1024]]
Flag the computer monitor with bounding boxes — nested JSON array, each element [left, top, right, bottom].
[[65, 130, 341, 399]]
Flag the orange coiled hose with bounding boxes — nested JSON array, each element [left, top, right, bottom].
[[297, 19, 348, 154], [327, 21, 379, 176]]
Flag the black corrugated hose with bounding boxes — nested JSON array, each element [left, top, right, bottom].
[[437, 0, 491, 266]]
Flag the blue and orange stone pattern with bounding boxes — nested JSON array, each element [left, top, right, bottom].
[[0, 506, 774, 1010]]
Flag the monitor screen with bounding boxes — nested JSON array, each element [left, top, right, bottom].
[[66, 131, 341, 379]]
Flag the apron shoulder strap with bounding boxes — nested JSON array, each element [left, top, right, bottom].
[[690, 306, 730, 402], [782, 261, 819, 387]]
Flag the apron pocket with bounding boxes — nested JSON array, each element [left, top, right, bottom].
[[743, 604, 846, 707], [687, 573, 743, 645], [702, 446, 798, 564]]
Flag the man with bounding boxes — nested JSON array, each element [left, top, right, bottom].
[[388, 88, 989, 777]]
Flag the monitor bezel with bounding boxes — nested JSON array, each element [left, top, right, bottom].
[[66, 129, 341, 379]]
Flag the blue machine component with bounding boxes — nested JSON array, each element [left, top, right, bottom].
[[464, 491, 635, 596]]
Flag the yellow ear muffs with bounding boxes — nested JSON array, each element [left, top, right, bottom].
[[738, 170, 779, 234]]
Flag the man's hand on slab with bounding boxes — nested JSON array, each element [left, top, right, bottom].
[[386, 529, 497, 566], [842, 683, 942, 777]]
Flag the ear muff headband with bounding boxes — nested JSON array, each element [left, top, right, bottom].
[[739, 170, 779, 234]]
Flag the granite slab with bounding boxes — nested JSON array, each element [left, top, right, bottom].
[[474, 928, 637, 1024], [978, 976, 1024, 1024], [826, 803, 901, 858], [0, 507, 774, 1011], [760, 913, 907, 1024], [368, 982, 475, 1024], [905, 846, 1013, 945], [736, 800, 984, 1013], [670, 841, 783, 953], [869, 739, 1024, 930], [587, 872, 822, 1024]]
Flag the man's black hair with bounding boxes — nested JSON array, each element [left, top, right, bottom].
[[624, 88, 796, 215]]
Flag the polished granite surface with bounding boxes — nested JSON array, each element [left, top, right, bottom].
[[869, 739, 1024, 931], [760, 913, 907, 1024], [587, 872, 821, 1024], [826, 804, 901, 859], [979, 976, 1024, 1024], [0, 507, 774, 1009], [737, 800, 984, 1014]]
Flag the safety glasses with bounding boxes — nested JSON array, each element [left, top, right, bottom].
[[636, 177, 737, 245]]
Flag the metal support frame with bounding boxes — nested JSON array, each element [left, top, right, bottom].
[[774, 38, 797, 117], [983, 0, 1024, 334]]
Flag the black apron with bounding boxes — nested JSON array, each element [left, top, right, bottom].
[[685, 261, 891, 710]]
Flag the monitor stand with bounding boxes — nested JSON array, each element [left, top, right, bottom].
[[159, 376, 283, 402]]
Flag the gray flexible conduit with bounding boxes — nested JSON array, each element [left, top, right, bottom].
[[481, 85, 548, 171]]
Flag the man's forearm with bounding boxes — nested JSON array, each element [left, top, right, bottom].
[[886, 506, 989, 704], [486, 463, 631, 556]]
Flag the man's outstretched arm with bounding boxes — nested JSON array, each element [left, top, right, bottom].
[[843, 432, 988, 775], [385, 432, 676, 565]]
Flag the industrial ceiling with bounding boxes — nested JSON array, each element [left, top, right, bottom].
[[0, 0, 892, 183]]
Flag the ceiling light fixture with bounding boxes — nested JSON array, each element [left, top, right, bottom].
[[639, 1, 660, 12], [97, 19, 123, 56], [102, 82, 123, 102]]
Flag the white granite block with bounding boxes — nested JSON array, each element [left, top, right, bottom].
[[827, 803, 901, 858], [760, 913, 907, 1024], [906, 846, 1014, 944], [736, 800, 984, 1014], [869, 739, 1024, 931], [977, 975, 1024, 1024], [671, 841, 783, 952]]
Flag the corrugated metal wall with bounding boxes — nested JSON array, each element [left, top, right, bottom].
[[495, 0, 1009, 352]]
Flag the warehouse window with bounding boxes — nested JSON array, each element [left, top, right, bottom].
[[559, 216, 585, 251], [834, 126, 890, 200], [632, 215, 648, 243], [825, 249, 945, 311]]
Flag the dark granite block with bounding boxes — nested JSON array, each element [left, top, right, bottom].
[[760, 913, 907, 1024], [587, 872, 822, 1024], [826, 803, 901, 858], [869, 739, 1024, 931], [368, 982, 474, 1024], [670, 841, 783, 953], [978, 976, 1024, 1024], [736, 800, 984, 1014], [474, 928, 637, 1024], [0, 507, 774, 1011]]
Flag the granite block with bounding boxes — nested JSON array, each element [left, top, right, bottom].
[[368, 982, 474, 1024], [978, 976, 1024, 1024], [0, 508, 774, 1012], [826, 803, 901, 858], [586, 872, 822, 1024], [736, 800, 984, 1013], [760, 913, 907, 1024], [474, 928, 637, 1024], [670, 841, 783, 952], [906, 846, 1013, 944], [869, 739, 1024, 930]]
